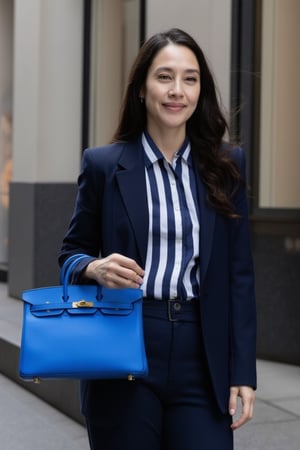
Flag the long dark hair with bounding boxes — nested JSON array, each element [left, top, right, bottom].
[[112, 28, 241, 218]]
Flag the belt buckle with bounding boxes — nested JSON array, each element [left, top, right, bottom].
[[167, 299, 179, 322]]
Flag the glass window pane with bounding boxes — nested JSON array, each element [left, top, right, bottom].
[[89, 0, 140, 147]]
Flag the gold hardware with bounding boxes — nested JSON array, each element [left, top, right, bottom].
[[33, 377, 41, 384], [72, 300, 94, 308], [127, 375, 135, 381]]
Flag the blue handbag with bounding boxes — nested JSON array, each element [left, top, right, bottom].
[[19, 254, 148, 383]]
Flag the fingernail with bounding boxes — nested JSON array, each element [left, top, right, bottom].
[[230, 409, 235, 415]]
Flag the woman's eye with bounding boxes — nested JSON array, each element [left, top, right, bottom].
[[158, 74, 171, 81], [186, 77, 198, 83]]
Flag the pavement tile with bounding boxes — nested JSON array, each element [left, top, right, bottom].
[[272, 397, 300, 418], [248, 398, 298, 424]]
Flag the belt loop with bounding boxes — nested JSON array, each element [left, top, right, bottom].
[[167, 299, 178, 322], [167, 300, 177, 322]]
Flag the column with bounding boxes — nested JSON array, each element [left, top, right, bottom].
[[9, 0, 84, 297]]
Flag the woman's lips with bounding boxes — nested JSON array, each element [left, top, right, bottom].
[[163, 102, 186, 111]]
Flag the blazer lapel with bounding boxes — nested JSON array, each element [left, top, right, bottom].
[[196, 174, 216, 285], [115, 140, 149, 266]]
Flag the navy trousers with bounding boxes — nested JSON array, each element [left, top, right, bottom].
[[84, 299, 233, 450]]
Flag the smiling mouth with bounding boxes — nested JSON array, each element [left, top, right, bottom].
[[163, 103, 186, 111]]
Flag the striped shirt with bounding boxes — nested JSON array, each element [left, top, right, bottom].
[[141, 131, 200, 300]]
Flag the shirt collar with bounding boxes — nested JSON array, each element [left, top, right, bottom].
[[142, 131, 191, 168]]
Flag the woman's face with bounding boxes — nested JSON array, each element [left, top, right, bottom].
[[141, 44, 201, 137]]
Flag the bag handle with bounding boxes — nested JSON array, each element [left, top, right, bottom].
[[61, 254, 94, 301], [60, 254, 143, 304], [60, 253, 89, 284]]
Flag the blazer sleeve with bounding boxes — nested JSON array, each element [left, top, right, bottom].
[[229, 147, 257, 389], [59, 148, 104, 282]]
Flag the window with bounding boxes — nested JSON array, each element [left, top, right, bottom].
[[87, 0, 141, 147], [259, 0, 300, 209]]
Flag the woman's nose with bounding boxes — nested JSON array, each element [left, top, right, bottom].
[[168, 79, 183, 97]]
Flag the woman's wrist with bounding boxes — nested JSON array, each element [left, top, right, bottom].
[[83, 259, 100, 282]]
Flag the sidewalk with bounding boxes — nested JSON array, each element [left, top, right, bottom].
[[1, 283, 300, 449], [0, 373, 89, 450]]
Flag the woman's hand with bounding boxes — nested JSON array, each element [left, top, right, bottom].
[[229, 386, 255, 430], [84, 253, 144, 289]]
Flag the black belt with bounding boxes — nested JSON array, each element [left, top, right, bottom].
[[143, 297, 200, 322]]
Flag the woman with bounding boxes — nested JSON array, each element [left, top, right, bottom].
[[60, 28, 256, 450]]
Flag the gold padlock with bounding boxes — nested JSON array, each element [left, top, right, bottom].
[[72, 300, 94, 308]]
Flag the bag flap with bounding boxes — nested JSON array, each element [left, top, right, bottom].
[[22, 286, 143, 317]]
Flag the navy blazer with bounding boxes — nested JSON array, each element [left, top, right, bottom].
[[60, 138, 257, 414]]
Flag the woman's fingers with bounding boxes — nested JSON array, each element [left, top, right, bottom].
[[85, 253, 144, 288], [229, 386, 255, 430]]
